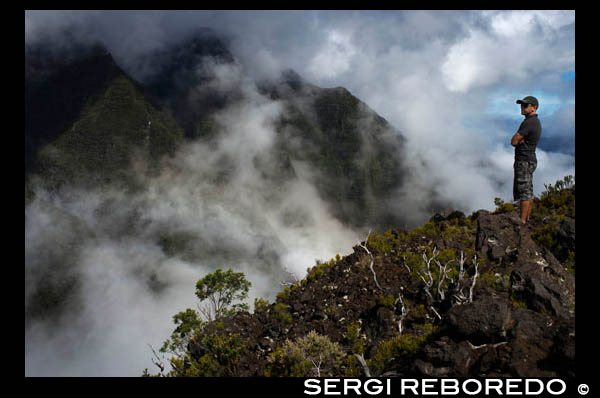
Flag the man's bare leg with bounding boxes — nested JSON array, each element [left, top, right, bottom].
[[520, 199, 533, 225]]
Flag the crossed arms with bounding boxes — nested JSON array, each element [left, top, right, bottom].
[[511, 132, 525, 147]]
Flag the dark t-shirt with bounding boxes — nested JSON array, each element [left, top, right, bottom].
[[515, 114, 542, 162]]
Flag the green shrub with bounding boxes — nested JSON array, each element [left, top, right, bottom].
[[345, 322, 365, 355], [412, 304, 427, 321], [542, 175, 574, 197], [343, 354, 361, 377], [493, 198, 516, 214], [254, 298, 269, 313], [442, 224, 462, 240], [407, 222, 438, 241], [480, 271, 510, 292], [367, 230, 398, 253], [530, 177, 575, 266], [265, 330, 346, 377], [565, 251, 575, 273], [145, 269, 251, 376], [181, 331, 246, 376], [305, 255, 341, 284], [377, 294, 396, 309], [511, 298, 528, 309], [402, 251, 425, 280], [273, 303, 293, 324], [149, 327, 247, 377], [307, 267, 325, 283], [422, 222, 438, 239], [277, 286, 291, 301], [367, 324, 437, 375]]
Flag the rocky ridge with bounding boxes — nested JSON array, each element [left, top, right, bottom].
[[174, 191, 575, 378]]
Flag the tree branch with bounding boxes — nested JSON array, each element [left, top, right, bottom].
[[435, 258, 455, 300], [353, 353, 372, 377], [418, 248, 437, 301], [358, 229, 382, 292], [395, 293, 407, 334], [148, 343, 166, 376], [430, 305, 442, 320], [469, 255, 479, 303], [310, 354, 323, 377]]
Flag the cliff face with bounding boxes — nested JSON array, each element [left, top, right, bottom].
[[175, 186, 575, 378]]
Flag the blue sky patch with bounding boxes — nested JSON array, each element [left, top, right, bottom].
[[486, 87, 573, 120], [561, 71, 575, 81]]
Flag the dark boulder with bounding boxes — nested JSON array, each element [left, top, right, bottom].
[[557, 217, 575, 254], [446, 298, 513, 344], [415, 337, 485, 377]]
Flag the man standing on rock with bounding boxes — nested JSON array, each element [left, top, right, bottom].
[[511, 96, 542, 226]]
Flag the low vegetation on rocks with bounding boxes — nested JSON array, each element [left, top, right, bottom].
[[144, 176, 575, 377]]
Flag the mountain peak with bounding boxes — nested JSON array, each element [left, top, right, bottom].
[[280, 69, 304, 91], [25, 47, 122, 173]]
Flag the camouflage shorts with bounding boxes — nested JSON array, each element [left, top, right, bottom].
[[513, 160, 537, 202]]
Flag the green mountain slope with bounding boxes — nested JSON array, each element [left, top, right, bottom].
[[274, 83, 406, 229], [27, 33, 408, 231], [25, 47, 120, 173], [28, 55, 184, 193]]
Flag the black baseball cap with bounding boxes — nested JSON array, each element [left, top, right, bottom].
[[516, 96, 539, 108]]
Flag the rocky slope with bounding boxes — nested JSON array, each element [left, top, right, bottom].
[[156, 184, 575, 377]]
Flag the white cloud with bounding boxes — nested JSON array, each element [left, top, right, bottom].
[[441, 31, 501, 93], [487, 10, 575, 37], [441, 10, 574, 93], [25, 10, 575, 376], [307, 29, 357, 80]]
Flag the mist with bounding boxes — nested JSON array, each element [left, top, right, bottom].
[[25, 56, 362, 376], [25, 10, 575, 209], [25, 10, 574, 376]]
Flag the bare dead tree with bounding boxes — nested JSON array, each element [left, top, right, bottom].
[[469, 255, 479, 303], [310, 354, 323, 377], [417, 248, 437, 302], [435, 257, 455, 301], [449, 251, 480, 306], [468, 340, 507, 350], [417, 249, 481, 318], [430, 306, 442, 320], [395, 293, 407, 334], [353, 353, 372, 377], [457, 250, 466, 280], [402, 255, 411, 273], [358, 229, 382, 292], [452, 251, 469, 305]]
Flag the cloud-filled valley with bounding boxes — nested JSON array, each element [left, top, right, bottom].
[[25, 10, 574, 376]]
